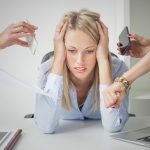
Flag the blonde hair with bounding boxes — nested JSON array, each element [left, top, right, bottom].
[[62, 9, 112, 111]]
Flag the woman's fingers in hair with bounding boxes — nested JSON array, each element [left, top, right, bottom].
[[99, 21, 108, 35], [55, 21, 68, 37], [96, 21, 108, 35], [96, 21, 103, 35], [60, 22, 68, 37], [55, 21, 64, 35]]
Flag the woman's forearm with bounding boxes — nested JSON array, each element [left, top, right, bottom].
[[98, 58, 112, 84], [123, 51, 150, 84], [51, 59, 64, 75]]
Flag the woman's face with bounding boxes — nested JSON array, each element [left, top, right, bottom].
[[65, 29, 97, 81]]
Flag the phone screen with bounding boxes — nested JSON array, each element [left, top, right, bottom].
[[119, 26, 131, 55]]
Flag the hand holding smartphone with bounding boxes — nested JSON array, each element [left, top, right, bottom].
[[119, 26, 131, 55]]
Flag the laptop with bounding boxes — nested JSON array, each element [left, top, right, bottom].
[[111, 127, 150, 148]]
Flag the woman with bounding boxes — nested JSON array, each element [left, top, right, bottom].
[[102, 34, 150, 108], [35, 9, 129, 133]]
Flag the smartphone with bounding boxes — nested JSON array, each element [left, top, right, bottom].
[[119, 26, 131, 55]]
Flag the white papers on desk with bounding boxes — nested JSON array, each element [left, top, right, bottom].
[[0, 68, 49, 97], [0, 131, 11, 146]]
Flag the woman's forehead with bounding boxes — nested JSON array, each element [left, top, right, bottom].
[[65, 29, 97, 47]]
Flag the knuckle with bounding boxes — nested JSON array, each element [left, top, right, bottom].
[[20, 21, 26, 26], [19, 26, 23, 30]]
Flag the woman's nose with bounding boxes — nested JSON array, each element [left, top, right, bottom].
[[76, 53, 84, 65]]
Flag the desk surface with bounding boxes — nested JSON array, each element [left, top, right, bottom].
[[0, 74, 150, 150], [1, 116, 150, 150]]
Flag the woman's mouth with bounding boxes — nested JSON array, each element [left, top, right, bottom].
[[74, 67, 86, 73]]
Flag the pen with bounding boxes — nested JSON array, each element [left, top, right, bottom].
[[4, 129, 22, 150]]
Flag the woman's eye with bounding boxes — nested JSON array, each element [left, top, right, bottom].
[[68, 49, 77, 54], [85, 50, 94, 54]]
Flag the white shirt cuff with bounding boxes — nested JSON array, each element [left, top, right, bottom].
[[44, 73, 63, 92]]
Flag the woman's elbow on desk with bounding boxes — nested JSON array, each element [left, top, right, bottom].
[[102, 123, 122, 133], [34, 117, 57, 134], [101, 117, 128, 133], [34, 94, 61, 134]]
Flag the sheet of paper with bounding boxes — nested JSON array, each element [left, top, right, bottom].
[[0, 131, 11, 145], [26, 35, 38, 55], [0, 68, 50, 97], [25, 19, 38, 55]]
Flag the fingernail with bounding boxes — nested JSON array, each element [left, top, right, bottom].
[[32, 25, 38, 29], [128, 34, 132, 37]]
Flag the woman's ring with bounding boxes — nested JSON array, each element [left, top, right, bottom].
[[56, 29, 60, 32]]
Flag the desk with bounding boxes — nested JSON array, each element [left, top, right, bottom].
[[1, 116, 150, 150], [0, 72, 150, 150]]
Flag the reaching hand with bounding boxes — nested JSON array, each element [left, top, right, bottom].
[[102, 82, 126, 108], [118, 34, 150, 58], [0, 21, 38, 49]]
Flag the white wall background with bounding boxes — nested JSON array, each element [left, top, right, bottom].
[[129, 0, 150, 116], [0, 0, 129, 119]]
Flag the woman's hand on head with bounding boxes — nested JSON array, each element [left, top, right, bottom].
[[96, 21, 109, 61], [118, 34, 150, 58], [102, 82, 126, 108], [53, 21, 68, 64], [0, 21, 38, 49], [51, 21, 68, 75]]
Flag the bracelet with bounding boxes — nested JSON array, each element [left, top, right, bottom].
[[114, 76, 130, 91]]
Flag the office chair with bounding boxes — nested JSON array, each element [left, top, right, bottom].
[[24, 51, 135, 118]]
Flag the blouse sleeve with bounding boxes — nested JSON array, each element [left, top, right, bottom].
[[100, 58, 129, 132], [34, 69, 63, 133]]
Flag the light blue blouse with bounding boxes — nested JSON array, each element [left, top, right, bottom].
[[34, 57, 129, 133]]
